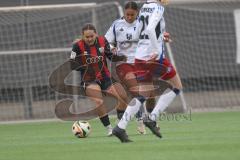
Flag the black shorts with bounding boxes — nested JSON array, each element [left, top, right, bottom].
[[81, 77, 117, 91]]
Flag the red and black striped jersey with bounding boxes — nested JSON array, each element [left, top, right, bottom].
[[70, 36, 113, 82]]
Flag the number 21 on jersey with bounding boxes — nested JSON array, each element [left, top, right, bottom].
[[139, 15, 149, 40]]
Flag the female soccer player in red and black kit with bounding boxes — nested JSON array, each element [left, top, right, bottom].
[[70, 23, 128, 136]]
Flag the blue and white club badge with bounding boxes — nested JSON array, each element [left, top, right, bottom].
[[98, 47, 104, 53]]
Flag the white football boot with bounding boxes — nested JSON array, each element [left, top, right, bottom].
[[106, 125, 113, 137]]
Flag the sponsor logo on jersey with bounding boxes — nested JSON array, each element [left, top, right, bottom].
[[126, 34, 132, 40], [119, 41, 133, 50], [98, 47, 104, 53], [120, 28, 124, 32], [86, 56, 104, 64]]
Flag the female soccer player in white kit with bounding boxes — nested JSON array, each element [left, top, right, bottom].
[[112, 0, 183, 142], [135, 0, 182, 116], [105, 1, 156, 135]]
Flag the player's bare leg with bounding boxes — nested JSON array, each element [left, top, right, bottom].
[[151, 73, 182, 117], [105, 82, 129, 137], [166, 74, 183, 90], [86, 84, 113, 136], [122, 72, 147, 134], [112, 96, 144, 143], [139, 83, 162, 138], [145, 92, 160, 131], [136, 83, 156, 135], [107, 82, 135, 142], [112, 85, 144, 143], [106, 82, 128, 112], [146, 72, 183, 138]]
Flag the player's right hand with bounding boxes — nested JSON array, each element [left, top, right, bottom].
[[163, 32, 171, 42], [163, 32, 170, 42], [110, 45, 118, 55]]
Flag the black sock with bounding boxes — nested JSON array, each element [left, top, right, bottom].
[[99, 115, 111, 127], [116, 109, 125, 120], [136, 95, 146, 103], [135, 110, 142, 119], [173, 88, 180, 95], [146, 107, 154, 113]]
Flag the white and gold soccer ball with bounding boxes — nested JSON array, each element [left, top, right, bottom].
[[72, 121, 91, 138]]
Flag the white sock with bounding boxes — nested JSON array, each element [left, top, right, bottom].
[[149, 90, 177, 121], [106, 124, 112, 129], [118, 98, 142, 129]]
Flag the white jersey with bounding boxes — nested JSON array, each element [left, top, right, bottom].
[[105, 17, 139, 64], [135, 1, 166, 61]]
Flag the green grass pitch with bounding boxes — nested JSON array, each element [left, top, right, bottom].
[[1, 111, 240, 160]]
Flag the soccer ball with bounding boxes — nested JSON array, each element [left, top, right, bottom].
[[72, 121, 91, 138]]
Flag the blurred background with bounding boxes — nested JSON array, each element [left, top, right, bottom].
[[0, 0, 240, 121]]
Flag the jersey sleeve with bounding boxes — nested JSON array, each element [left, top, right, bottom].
[[69, 42, 83, 71], [105, 22, 117, 46], [70, 42, 80, 60], [136, 16, 143, 38], [146, 5, 164, 54], [104, 37, 114, 60]]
